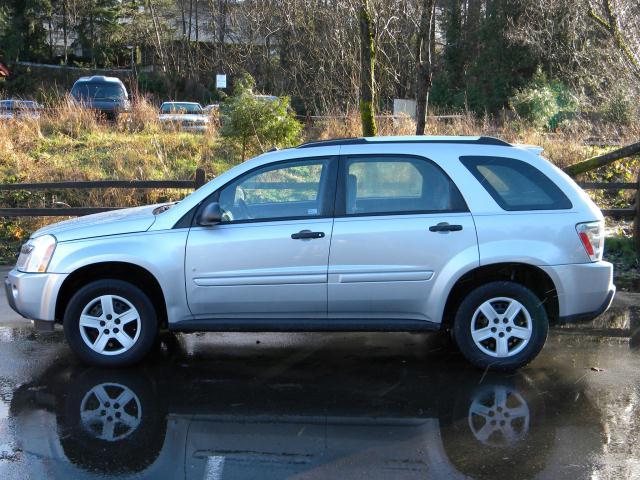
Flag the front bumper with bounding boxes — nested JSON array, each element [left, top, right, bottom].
[[160, 122, 208, 132], [4, 268, 67, 325], [541, 261, 615, 324], [178, 124, 208, 133]]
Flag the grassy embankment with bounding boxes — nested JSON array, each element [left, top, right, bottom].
[[0, 104, 637, 281]]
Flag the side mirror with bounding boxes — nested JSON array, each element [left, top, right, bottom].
[[198, 202, 222, 226]]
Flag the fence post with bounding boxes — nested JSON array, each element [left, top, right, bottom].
[[194, 168, 206, 188], [635, 170, 640, 255]]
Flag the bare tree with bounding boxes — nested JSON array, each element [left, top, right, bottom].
[[415, 0, 436, 135], [588, 0, 640, 81]]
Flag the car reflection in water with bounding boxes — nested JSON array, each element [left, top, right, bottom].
[[11, 334, 603, 480]]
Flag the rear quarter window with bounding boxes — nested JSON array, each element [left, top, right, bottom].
[[460, 156, 572, 211]]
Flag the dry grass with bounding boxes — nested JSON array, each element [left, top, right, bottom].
[[39, 95, 101, 138], [0, 102, 225, 258], [119, 96, 161, 133]]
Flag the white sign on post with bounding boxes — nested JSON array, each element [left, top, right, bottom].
[[216, 74, 227, 89]]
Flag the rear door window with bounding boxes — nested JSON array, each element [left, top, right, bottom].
[[460, 156, 572, 211], [341, 155, 467, 216]]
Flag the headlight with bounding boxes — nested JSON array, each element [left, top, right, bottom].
[[16, 235, 57, 273]]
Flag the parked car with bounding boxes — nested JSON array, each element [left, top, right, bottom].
[[0, 99, 43, 120], [203, 103, 219, 113], [254, 94, 279, 103], [158, 102, 209, 132], [4, 136, 615, 369], [70, 75, 130, 120]]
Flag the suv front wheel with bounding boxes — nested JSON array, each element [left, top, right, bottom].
[[63, 280, 158, 367], [453, 281, 548, 371]]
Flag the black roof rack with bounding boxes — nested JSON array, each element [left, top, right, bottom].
[[297, 136, 511, 148], [297, 138, 368, 148]]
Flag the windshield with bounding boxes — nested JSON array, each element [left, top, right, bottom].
[[72, 83, 126, 101], [161, 103, 203, 114]]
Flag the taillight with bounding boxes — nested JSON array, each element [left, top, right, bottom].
[[576, 221, 604, 262]]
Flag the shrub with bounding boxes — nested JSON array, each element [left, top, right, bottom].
[[509, 69, 578, 130], [220, 74, 302, 160]]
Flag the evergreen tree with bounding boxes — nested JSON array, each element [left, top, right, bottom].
[[76, 0, 125, 67], [432, 0, 539, 114], [1, 0, 51, 62]]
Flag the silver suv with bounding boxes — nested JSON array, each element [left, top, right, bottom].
[[5, 136, 615, 370]]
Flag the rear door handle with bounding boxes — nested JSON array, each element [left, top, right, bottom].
[[291, 230, 325, 240], [429, 223, 463, 232]]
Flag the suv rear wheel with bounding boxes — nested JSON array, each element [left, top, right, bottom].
[[63, 280, 158, 367], [453, 281, 548, 371]]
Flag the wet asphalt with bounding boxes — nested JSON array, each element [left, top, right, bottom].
[[1, 270, 639, 479]]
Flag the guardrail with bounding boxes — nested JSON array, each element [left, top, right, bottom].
[[0, 167, 637, 251]]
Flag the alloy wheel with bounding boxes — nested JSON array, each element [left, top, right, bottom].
[[469, 297, 533, 358], [78, 295, 141, 356]]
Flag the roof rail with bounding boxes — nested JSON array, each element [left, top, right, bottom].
[[298, 138, 368, 148], [297, 136, 511, 149]]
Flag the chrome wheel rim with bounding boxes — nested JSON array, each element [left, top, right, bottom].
[[468, 385, 530, 446], [80, 382, 142, 441], [470, 297, 533, 358], [79, 295, 141, 356]]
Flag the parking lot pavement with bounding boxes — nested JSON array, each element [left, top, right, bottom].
[[1, 274, 639, 479]]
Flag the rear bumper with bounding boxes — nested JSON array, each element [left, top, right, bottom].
[[558, 286, 616, 324], [541, 261, 615, 324], [4, 268, 67, 324]]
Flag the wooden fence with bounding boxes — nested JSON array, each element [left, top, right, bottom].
[[578, 173, 640, 253], [0, 166, 637, 251], [0, 168, 206, 217]]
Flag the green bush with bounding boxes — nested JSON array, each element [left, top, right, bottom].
[[604, 235, 639, 275], [509, 69, 578, 130], [220, 74, 302, 161]]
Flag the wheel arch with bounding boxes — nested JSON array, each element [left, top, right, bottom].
[[55, 262, 168, 328], [442, 262, 559, 328]]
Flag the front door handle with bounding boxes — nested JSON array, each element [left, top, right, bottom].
[[291, 230, 325, 240], [429, 223, 463, 232]]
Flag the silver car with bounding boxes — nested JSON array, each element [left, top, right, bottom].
[[0, 99, 43, 120], [158, 101, 210, 132], [5, 136, 615, 369]]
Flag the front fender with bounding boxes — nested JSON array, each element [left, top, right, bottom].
[[49, 229, 190, 324]]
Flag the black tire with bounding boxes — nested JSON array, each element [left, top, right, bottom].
[[58, 368, 167, 475], [452, 281, 548, 371], [63, 279, 158, 367]]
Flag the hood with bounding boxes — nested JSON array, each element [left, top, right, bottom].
[[158, 114, 209, 122], [32, 204, 161, 243]]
